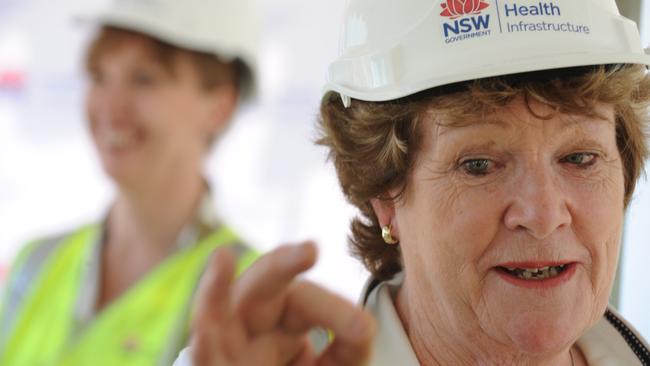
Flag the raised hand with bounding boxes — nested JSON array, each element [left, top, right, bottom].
[[190, 242, 376, 366]]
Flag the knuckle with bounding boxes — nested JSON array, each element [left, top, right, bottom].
[[232, 297, 254, 316]]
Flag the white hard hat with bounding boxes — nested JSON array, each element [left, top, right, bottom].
[[324, 0, 650, 106], [99, 0, 259, 102]]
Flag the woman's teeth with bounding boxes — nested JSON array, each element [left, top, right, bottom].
[[106, 130, 136, 148], [500, 265, 567, 280]]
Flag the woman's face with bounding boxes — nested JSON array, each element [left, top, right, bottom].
[[85, 36, 228, 188], [388, 98, 624, 355]]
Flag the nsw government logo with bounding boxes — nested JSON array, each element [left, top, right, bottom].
[[440, 0, 493, 44]]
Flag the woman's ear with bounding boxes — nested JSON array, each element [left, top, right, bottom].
[[370, 194, 397, 234], [206, 83, 238, 136]]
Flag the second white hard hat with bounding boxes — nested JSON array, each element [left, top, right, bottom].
[[99, 0, 259, 101], [324, 0, 650, 106]]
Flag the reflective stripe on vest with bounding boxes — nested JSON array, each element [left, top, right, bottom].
[[0, 224, 258, 366], [0, 232, 68, 351]]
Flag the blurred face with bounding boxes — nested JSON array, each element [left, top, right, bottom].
[[389, 98, 624, 356], [85, 36, 226, 188]]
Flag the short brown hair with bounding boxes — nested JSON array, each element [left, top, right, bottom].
[[85, 26, 245, 92], [318, 65, 650, 281]]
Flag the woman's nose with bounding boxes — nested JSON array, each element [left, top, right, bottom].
[[91, 83, 130, 122], [503, 166, 572, 239]]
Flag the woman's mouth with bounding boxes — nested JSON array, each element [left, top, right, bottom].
[[108, 130, 132, 147], [497, 264, 568, 280], [100, 128, 141, 150], [494, 262, 577, 289]]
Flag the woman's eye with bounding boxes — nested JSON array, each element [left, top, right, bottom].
[[561, 152, 597, 168], [132, 71, 157, 86], [88, 70, 104, 86], [461, 159, 493, 176]]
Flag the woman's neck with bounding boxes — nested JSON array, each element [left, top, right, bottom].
[[95, 171, 206, 311], [394, 280, 581, 366], [107, 172, 205, 252]]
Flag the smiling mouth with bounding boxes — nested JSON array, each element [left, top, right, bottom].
[[497, 265, 569, 280], [102, 129, 139, 150]]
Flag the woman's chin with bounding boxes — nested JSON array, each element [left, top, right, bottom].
[[501, 309, 580, 355], [101, 158, 146, 188], [480, 268, 596, 353]]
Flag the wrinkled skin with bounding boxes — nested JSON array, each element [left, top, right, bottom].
[[373, 99, 622, 365]]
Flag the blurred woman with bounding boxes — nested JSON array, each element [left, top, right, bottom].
[[0, 0, 259, 365], [177, 0, 650, 365]]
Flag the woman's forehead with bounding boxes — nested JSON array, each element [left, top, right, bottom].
[[432, 97, 613, 126], [88, 28, 179, 72], [96, 38, 161, 63], [428, 100, 615, 140]]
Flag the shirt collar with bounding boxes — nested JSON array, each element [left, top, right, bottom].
[[175, 191, 221, 250], [361, 273, 420, 366]]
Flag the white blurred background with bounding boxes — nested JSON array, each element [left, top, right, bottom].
[[0, 0, 649, 339], [0, 0, 367, 301]]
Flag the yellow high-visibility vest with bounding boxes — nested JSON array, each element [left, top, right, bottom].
[[0, 224, 258, 366]]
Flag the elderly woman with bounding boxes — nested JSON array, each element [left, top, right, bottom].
[[0, 0, 259, 365], [177, 0, 650, 365]]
